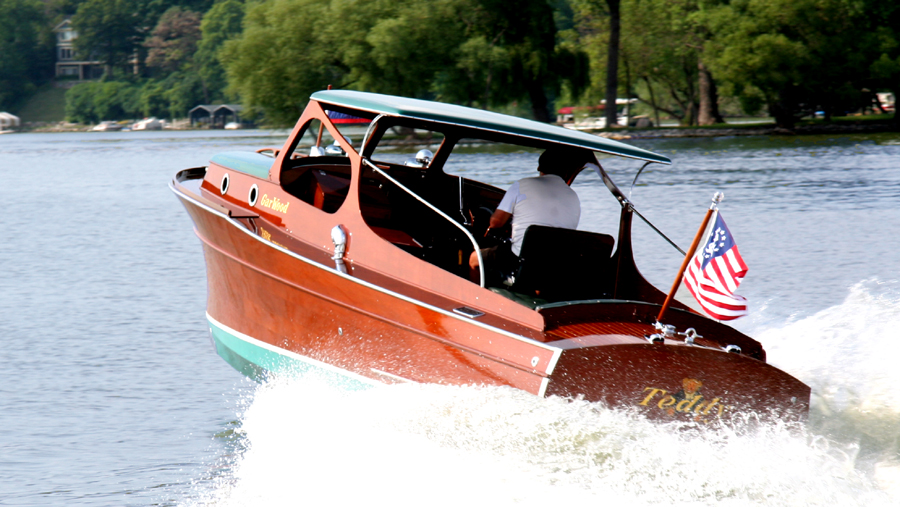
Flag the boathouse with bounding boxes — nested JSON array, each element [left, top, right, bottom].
[[189, 105, 243, 128]]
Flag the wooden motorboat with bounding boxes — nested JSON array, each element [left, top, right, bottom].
[[171, 90, 809, 424]]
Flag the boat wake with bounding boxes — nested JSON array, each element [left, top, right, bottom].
[[752, 278, 900, 498], [187, 280, 900, 506]]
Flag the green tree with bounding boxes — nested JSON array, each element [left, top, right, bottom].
[[705, 0, 870, 127], [0, 0, 52, 110], [144, 6, 202, 74], [139, 79, 169, 117], [65, 80, 141, 122], [162, 70, 204, 117], [93, 80, 140, 118], [457, 0, 560, 121], [586, 0, 713, 127], [224, 0, 572, 124], [328, 0, 464, 99], [195, 0, 244, 103], [625, 0, 707, 126], [65, 82, 99, 122], [601, 0, 620, 128], [336, 0, 566, 121], [222, 0, 341, 125], [145, 0, 213, 20], [866, 0, 900, 125], [49, 0, 90, 17], [441, 34, 513, 108], [72, 0, 145, 75]]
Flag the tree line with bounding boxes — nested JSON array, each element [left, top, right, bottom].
[[1, 0, 898, 128]]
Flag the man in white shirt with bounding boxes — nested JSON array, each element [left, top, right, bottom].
[[469, 146, 591, 284]]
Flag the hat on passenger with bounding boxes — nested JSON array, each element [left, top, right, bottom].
[[538, 147, 592, 176]]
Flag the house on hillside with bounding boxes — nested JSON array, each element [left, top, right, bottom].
[[53, 19, 103, 80]]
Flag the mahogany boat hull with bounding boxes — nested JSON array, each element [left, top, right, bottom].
[[178, 183, 556, 395], [174, 178, 809, 424]]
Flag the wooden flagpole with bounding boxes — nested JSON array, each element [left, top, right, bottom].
[[656, 192, 723, 322]]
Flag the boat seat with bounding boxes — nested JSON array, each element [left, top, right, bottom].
[[281, 163, 351, 213], [508, 225, 615, 302], [311, 170, 350, 211]]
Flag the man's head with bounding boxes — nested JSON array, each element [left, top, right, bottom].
[[538, 147, 593, 177]]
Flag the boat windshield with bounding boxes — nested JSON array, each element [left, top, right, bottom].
[[287, 118, 358, 158], [278, 99, 676, 307], [368, 127, 445, 168], [356, 124, 625, 305]]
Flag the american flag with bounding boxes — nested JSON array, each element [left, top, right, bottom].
[[683, 212, 749, 320]]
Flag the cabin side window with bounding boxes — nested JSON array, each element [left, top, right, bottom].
[[280, 119, 354, 214]]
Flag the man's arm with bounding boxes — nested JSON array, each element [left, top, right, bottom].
[[489, 209, 511, 230], [486, 180, 516, 236]]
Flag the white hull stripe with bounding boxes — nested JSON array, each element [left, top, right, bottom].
[[207, 312, 383, 387], [538, 377, 550, 397]]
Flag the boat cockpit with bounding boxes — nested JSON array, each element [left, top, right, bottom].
[[276, 112, 641, 309]]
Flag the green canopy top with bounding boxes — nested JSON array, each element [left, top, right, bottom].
[[311, 90, 671, 165]]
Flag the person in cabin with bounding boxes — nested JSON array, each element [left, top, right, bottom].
[[469, 146, 592, 285]]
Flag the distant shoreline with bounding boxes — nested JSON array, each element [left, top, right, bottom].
[[596, 120, 899, 140], [11, 119, 898, 140]]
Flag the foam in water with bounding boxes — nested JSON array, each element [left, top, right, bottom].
[[755, 279, 900, 416], [752, 278, 900, 497], [187, 281, 900, 506]]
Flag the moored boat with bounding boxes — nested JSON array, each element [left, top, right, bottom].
[[170, 90, 809, 424], [132, 117, 164, 130], [91, 121, 123, 132]]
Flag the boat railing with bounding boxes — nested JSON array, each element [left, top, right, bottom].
[[361, 158, 486, 287]]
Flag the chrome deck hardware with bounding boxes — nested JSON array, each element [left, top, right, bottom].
[[678, 327, 701, 345], [331, 225, 348, 274], [647, 321, 675, 344]]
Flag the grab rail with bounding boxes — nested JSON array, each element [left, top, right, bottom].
[[361, 158, 485, 287]]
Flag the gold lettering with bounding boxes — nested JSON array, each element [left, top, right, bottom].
[[640, 388, 667, 406], [700, 397, 721, 415], [258, 227, 284, 247], [258, 193, 291, 214], [640, 384, 730, 420], [657, 395, 676, 409], [676, 396, 703, 413]]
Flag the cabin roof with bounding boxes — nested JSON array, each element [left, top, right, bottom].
[[311, 90, 671, 165]]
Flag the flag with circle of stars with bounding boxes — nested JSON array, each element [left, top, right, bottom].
[[683, 212, 749, 320]]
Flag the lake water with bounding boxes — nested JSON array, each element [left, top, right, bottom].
[[1, 129, 899, 506]]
